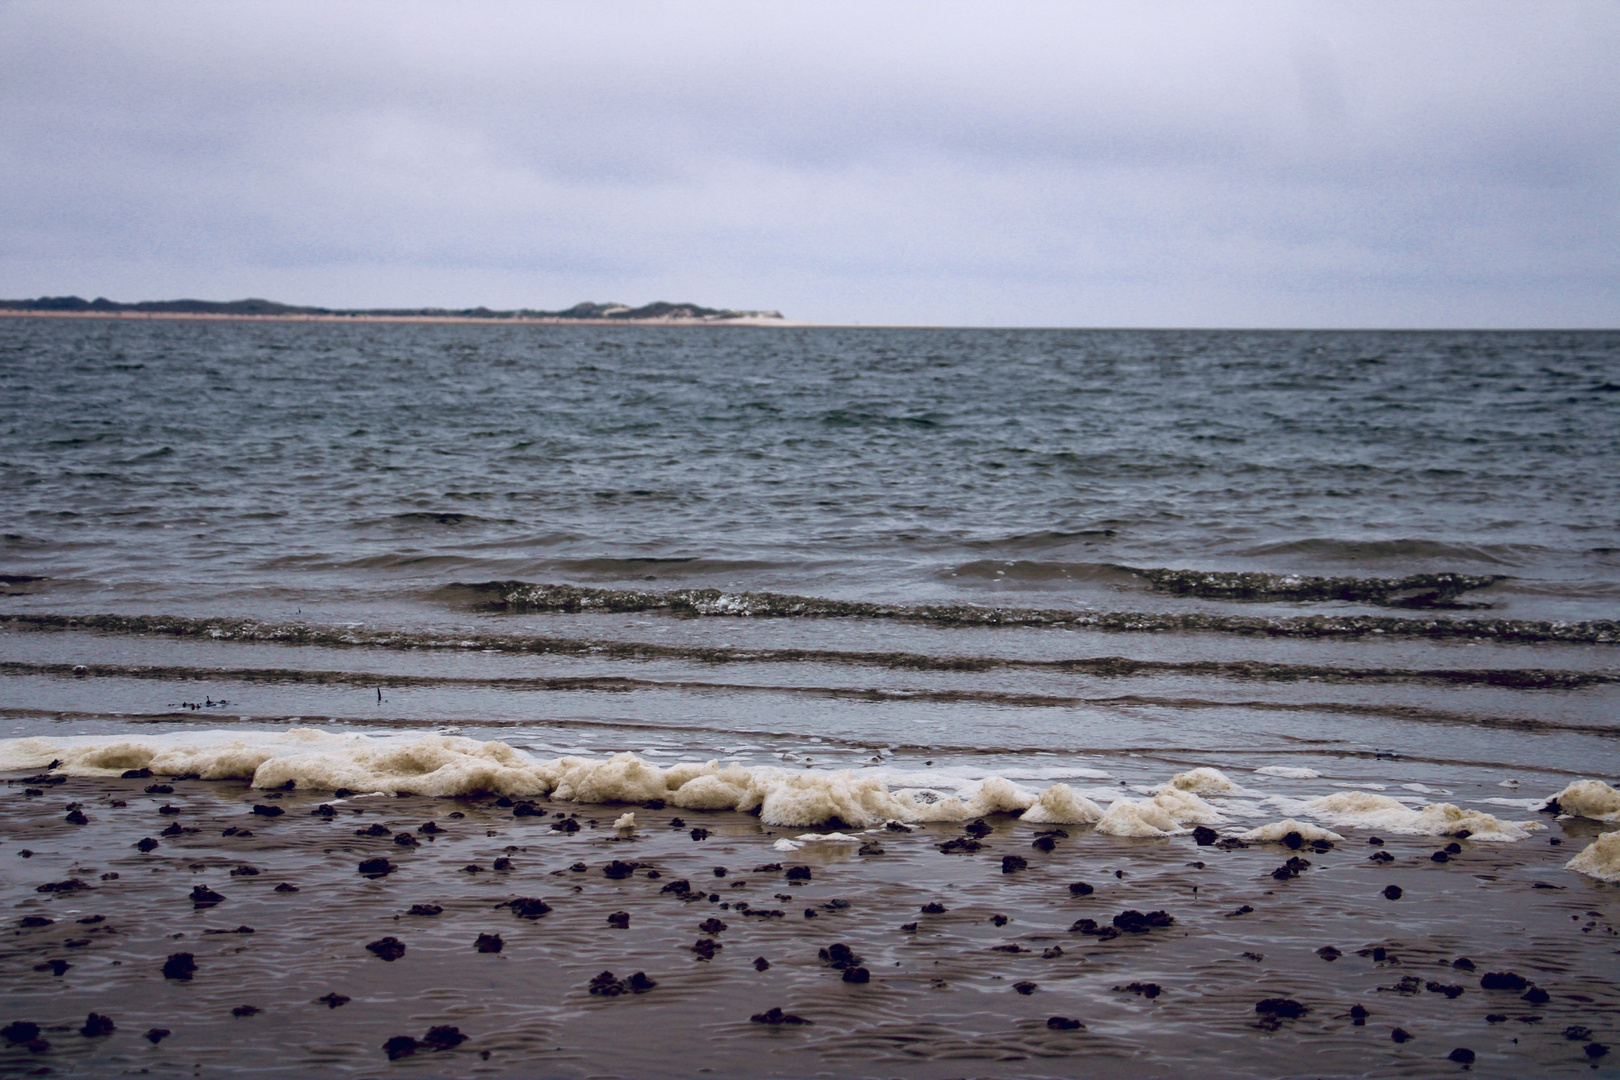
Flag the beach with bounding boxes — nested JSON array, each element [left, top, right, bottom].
[[1, 318, 1617, 1076]]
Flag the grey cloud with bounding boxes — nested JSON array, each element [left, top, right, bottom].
[[0, 0, 1615, 325]]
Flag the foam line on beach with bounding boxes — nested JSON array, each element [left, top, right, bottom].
[[0, 729, 1564, 838]]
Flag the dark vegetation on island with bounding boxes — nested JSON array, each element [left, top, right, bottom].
[[0, 296, 781, 322]]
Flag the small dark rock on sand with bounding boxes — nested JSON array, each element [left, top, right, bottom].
[[136, 837, 160, 852], [1480, 972, 1529, 991], [1448, 1047, 1476, 1064], [819, 943, 863, 970], [1192, 825, 1218, 845], [784, 865, 812, 881], [232, 1005, 261, 1018], [692, 937, 721, 959], [190, 885, 226, 907], [1271, 856, 1312, 880], [358, 857, 396, 877], [475, 933, 504, 953], [690, 827, 711, 840], [33, 960, 70, 976], [1392, 1027, 1413, 1043], [64, 809, 89, 824], [2, 1022, 41, 1045], [19, 916, 53, 928], [251, 804, 283, 817], [699, 917, 727, 935], [1069, 918, 1117, 940], [145, 1028, 170, 1043], [1068, 881, 1094, 896], [80, 1013, 115, 1037], [1317, 946, 1342, 961], [1522, 986, 1550, 1004], [590, 971, 656, 996], [1350, 1004, 1369, 1025], [366, 936, 406, 961], [122, 768, 153, 779], [1013, 981, 1038, 995], [1383, 885, 1403, 900], [1002, 855, 1028, 873], [751, 1007, 810, 1025], [754, 957, 770, 971], [1031, 835, 1057, 852], [937, 837, 983, 854], [162, 952, 197, 980], [608, 910, 630, 928], [1112, 909, 1174, 933], [921, 902, 947, 914], [37, 879, 91, 893], [384, 1035, 420, 1060], [842, 967, 871, 983], [498, 893, 550, 919], [1118, 982, 1162, 998], [408, 904, 443, 916], [1255, 999, 1309, 1020], [1370, 851, 1395, 863], [317, 993, 350, 1008]]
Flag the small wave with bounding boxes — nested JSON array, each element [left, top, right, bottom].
[[440, 580, 1618, 643], [1235, 538, 1539, 567], [1119, 566, 1504, 609], [8, 615, 1620, 679], [943, 560, 1133, 585], [962, 527, 1119, 551]]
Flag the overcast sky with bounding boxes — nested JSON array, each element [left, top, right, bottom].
[[1, 1, 1616, 326]]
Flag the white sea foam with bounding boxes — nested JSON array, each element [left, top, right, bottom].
[[1160, 767, 1254, 797], [1544, 779, 1620, 822], [0, 731, 1039, 829], [0, 729, 1549, 842], [1095, 788, 1225, 837], [1565, 831, 1620, 883], [1294, 791, 1541, 841], [1234, 819, 1344, 843], [612, 812, 636, 829], [1254, 766, 1321, 779], [1020, 784, 1104, 824]]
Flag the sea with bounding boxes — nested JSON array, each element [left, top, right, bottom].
[[1, 319, 1616, 781], [1, 318, 1617, 1077]]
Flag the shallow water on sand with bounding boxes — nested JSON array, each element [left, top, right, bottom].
[[0, 320, 1616, 1075]]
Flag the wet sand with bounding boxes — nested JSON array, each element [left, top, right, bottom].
[[2, 773, 1616, 1078]]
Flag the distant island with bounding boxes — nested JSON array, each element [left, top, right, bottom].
[[0, 295, 790, 325]]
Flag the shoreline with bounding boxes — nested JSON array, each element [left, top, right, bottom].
[[0, 309, 809, 328]]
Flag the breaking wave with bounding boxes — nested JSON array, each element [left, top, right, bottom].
[[435, 582, 1615, 643], [1119, 566, 1503, 609]]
